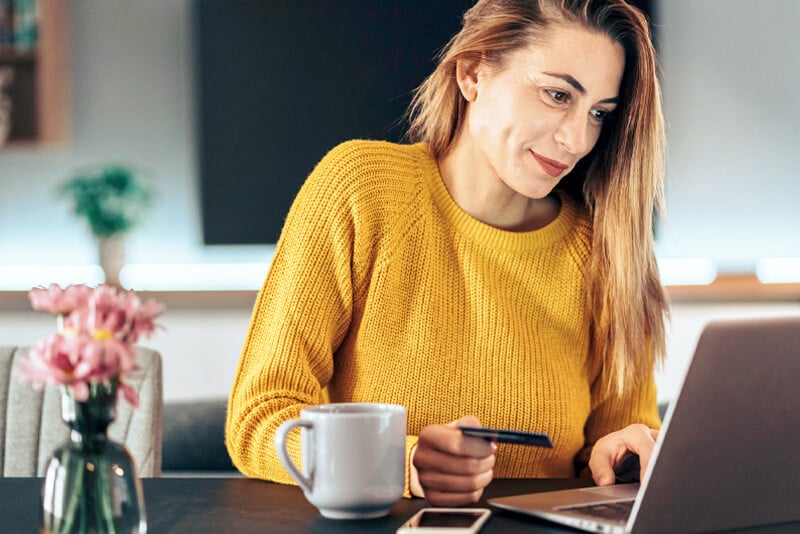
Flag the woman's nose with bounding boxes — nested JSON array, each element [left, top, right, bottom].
[[553, 111, 590, 155]]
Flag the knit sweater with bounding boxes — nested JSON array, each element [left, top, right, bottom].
[[225, 140, 660, 493]]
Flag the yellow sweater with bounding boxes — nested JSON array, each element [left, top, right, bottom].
[[226, 140, 660, 493]]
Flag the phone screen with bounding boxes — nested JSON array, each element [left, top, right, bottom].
[[415, 510, 485, 527]]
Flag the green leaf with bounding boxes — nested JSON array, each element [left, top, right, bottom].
[[58, 165, 153, 239]]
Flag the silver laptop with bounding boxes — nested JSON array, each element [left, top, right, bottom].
[[489, 315, 800, 533]]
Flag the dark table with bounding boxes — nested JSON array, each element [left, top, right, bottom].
[[1, 477, 588, 533], [1, 477, 797, 533]]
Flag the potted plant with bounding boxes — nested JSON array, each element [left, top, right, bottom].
[[59, 165, 152, 288]]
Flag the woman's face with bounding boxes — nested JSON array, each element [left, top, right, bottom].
[[459, 23, 625, 200]]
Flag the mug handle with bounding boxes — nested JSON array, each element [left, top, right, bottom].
[[274, 419, 313, 494]]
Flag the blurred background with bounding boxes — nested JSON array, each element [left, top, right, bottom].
[[0, 0, 798, 403]]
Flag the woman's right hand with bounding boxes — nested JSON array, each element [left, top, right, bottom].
[[410, 415, 497, 506]]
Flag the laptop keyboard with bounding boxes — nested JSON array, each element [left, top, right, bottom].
[[560, 499, 634, 524]]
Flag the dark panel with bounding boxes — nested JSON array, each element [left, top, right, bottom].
[[194, 0, 471, 244]]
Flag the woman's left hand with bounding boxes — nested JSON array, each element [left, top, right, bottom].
[[588, 424, 659, 486]]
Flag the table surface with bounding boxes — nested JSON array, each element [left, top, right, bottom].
[[2, 477, 798, 533]]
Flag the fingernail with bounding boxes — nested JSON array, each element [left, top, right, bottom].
[[597, 476, 612, 486]]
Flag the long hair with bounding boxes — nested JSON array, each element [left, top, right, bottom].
[[407, 0, 668, 396]]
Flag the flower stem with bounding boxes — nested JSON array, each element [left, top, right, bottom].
[[96, 453, 117, 533], [58, 449, 83, 534]]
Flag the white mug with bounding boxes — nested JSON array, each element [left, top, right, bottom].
[[274, 402, 407, 519]]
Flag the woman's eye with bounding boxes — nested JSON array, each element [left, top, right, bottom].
[[590, 109, 612, 123], [545, 89, 570, 104]]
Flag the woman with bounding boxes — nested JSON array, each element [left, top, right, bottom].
[[226, 0, 668, 507]]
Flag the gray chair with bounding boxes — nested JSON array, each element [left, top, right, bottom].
[[0, 345, 163, 477], [162, 398, 238, 476]]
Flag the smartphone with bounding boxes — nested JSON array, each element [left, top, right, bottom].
[[458, 425, 553, 448], [396, 508, 492, 533]]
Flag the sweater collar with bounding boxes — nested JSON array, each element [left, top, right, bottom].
[[416, 143, 582, 252]]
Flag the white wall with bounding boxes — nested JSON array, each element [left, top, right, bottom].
[[1, 2, 799, 402], [0, 0, 273, 269], [1, 0, 798, 274], [655, 0, 800, 272]]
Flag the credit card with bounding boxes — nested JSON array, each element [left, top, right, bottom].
[[458, 425, 553, 448]]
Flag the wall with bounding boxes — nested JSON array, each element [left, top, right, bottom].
[[0, 0, 273, 269], [655, 0, 800, 272], [1, 0, 799, 276], [1, 1, 799, 402]]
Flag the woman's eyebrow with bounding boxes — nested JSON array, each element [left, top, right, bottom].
[[542, 71, 620, 104]]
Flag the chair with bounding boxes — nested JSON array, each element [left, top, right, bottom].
[[162, 398, 238, 476], [0, 345, 163, 477]]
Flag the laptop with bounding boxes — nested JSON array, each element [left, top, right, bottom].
[[489, 315, 800, 533]]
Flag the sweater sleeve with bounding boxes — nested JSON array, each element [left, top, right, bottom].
[[404, 436, 420, 498], [225, 143, 358, 483], [575, 353, 661, 475]]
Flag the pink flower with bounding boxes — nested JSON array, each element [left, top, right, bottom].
[[63, 286, 165, 345], [66, 285, 128, 339], [123, 293, 165, 344], [18, 334, 97, 400], [19, 283, 163, 408], [29, 284, 93, 316]]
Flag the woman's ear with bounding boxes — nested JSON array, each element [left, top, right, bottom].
[[455, 57, 482, 102]]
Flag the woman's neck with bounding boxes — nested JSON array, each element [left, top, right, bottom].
[[436, 138, 560, 232]]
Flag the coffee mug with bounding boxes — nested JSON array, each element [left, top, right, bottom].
[[274, 403, 407, 519]]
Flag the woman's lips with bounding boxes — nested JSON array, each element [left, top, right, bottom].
[[532, 151, 569, 177]]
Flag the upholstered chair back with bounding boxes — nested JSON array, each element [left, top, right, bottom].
[[0, 346, 163, 477]]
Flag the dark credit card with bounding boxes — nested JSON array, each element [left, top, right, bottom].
[[458, 425, 553, 448]]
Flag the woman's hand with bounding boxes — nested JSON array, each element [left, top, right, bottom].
[[588, 424, 660, 486], [410, 415, 497, 506]]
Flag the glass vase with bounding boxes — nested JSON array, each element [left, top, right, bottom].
[[42, 380, 147, 534]]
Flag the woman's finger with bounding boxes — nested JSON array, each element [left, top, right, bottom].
[[414, 443, 496, 475]]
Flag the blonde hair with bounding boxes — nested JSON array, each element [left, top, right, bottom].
[[407, 0, 668, 396]]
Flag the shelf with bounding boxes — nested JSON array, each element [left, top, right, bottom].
[[666, 274, 800, 303], [0, 0, 69, 146], [0, 48, 36, 62], [0, 290, 260, 312], [1, 275, 798, 312]]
